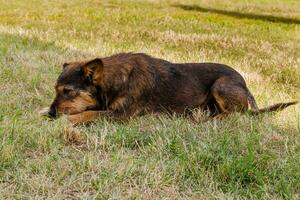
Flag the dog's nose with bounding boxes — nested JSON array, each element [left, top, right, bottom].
[[48, 108, 57, 118]]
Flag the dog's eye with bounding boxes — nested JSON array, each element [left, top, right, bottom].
[[63, 88, 75, 96], [63, 88, 71, 93]]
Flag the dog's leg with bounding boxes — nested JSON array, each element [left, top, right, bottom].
[[211, 77, 249, 118], [67, 111, 112, 125]]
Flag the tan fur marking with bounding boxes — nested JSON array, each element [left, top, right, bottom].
[[56, 85, 64, 92], [58, 91, 97, 114], [67, 111, 107, 125], [214, 94, 227, 112], [67, 111, 98, 125], [109, 96, 126, 111]]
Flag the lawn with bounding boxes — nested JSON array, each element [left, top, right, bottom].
[[0, 0, 299, 199]]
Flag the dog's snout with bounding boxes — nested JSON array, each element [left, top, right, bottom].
[[48, 107, 57, 118]]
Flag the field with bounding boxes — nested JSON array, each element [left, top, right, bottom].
[[0, 0, 299, 199]]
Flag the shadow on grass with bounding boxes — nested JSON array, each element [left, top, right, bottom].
[[174, 4, 300, 25]]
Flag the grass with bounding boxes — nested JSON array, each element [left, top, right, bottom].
[[0, 0, 299, 199]]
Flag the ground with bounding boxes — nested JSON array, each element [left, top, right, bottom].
[[0, 0, 299, 199]]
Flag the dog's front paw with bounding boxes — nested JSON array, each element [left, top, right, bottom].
[[66, 114, 82, 126], [38, 107, 50, 116], [66, 111, 102, 126]]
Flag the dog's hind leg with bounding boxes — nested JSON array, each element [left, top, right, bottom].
[[211, 77, 249, 118]]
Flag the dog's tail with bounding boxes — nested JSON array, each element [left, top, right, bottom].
[[246, 90, 298, 115]]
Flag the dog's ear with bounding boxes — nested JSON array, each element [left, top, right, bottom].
[[82, 58, 103, 78]]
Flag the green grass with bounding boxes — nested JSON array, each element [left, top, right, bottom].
[[0, 0, 299, 199]]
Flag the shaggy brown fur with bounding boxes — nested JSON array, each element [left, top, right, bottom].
[[47, 53, 298, 125]]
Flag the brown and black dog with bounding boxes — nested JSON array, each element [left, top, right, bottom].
[[45, 53, 298, 125]]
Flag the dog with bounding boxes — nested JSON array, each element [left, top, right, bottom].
[[44, 53, 298, 125]]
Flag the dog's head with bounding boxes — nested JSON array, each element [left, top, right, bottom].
[[48, 59, 105, 118]]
